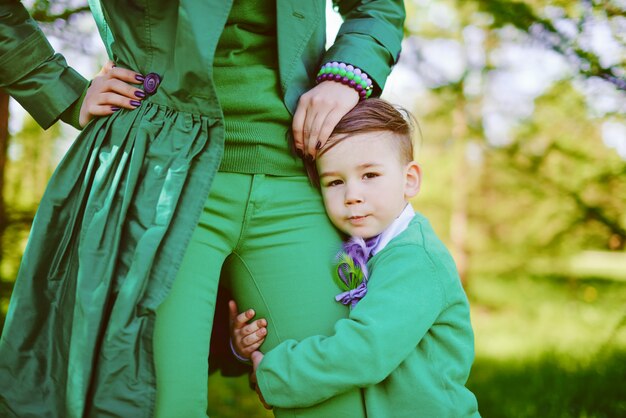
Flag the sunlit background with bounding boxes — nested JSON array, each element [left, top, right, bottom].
[[1, 1, 625, 417]]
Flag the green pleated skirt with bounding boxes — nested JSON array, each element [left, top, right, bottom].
[[0, 102, 224, 418]]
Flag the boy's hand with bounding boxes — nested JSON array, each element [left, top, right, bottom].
[[250, 351, 272, 410], [292, 81, 359, 159], [79, 60, 146, 127], [228, 300, 267, 360]]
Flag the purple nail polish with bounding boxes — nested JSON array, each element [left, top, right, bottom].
[[135, 74, 145, 82], [111, 106, 120, 111], [130, 100, 141, 107], [134, 90, 146, 98]]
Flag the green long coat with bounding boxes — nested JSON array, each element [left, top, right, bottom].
[[0, 1, 405, 417]]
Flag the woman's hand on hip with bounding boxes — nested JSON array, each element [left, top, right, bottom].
[[292, 81, 359, 159], [79, 60, 146, 127]]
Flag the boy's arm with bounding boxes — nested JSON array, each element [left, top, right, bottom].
[[325, 0, 405, 95], [255, 244, 447, 408], [0, 1, 88, 129]]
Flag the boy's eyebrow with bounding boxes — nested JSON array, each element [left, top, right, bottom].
[[318, 162, 383, 178], [358, 162, 383, 169], [318, 170, 339, 178]]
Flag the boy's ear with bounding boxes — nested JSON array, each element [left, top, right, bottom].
[[403, 161, 421, 199]]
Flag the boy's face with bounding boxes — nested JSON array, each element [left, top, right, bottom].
[[316, 132, 421, 239]]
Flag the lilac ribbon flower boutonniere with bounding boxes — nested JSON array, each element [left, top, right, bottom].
[[333, 235, 380, 309]]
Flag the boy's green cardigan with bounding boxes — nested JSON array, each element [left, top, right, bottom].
[[257, 213, 481, 417], [0, 1, 404, 417]]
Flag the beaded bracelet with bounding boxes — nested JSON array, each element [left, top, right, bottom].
[[316, 62, 374, 101]]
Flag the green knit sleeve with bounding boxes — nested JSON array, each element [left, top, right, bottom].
[[256, 242, 446, 408]]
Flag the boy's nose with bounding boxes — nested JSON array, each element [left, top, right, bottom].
[[344, 186, 364, 205]]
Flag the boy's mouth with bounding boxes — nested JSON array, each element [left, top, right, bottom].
[[348, 215, 369, 224]]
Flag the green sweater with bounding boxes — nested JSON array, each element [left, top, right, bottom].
[[257, 213, 480, 417], [213, 0, 302, 175]]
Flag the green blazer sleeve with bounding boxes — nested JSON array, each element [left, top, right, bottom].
[[323, 0, 405, 94], [0, 1, 88, 129], [255, 243, 446, 408]]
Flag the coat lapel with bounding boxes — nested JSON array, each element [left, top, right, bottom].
[[276, 0, 323, 95]]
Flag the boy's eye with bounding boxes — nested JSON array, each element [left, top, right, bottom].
[[325, 179, 343, 187], [363, 172, 380, 179]]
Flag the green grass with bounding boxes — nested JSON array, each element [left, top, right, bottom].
[[469, 351, 626, 418], [467, 275, 626, 418], [2, 273, 624, 417], [208, 374, 273, 418]]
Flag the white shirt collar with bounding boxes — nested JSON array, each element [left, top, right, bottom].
[[371, 204, 415, 256]]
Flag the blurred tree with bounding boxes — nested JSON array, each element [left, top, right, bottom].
[[472, 82, 626, 275], [476, 0, 626, 91], [403, 0, 626, 279], [0, 92, 9, 327], [29, 0, 89, 22]]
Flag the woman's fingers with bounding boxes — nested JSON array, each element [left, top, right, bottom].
[[95, 92, 141, 109], [85, 104, 120, 117], [301, 106, 322, 158], [79, 63, 147, 127], [109, 65, 144, 84], [315, 107, 344, 151], [106, 78, 146, 100], [292, 100, 307, 154], [82, 92, 140, 113], [80, 95, 137, 125], [292, 81, 359, 159], [305, 109, 333, 157]]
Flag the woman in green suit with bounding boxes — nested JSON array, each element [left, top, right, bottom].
[[0, 1, 404, 417]]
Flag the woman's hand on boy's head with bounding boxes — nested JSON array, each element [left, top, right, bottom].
[[228, 300, 268, 359], [79, 60, 146, 127], [293, 81, 359, 160]]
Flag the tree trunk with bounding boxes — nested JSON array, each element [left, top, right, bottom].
[[0, 90, 9, 272], [450, 93, 469, 286]]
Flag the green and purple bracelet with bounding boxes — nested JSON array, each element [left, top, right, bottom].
[[316, 62, 373, 101]]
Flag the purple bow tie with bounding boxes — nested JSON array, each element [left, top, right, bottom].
[[335, 235, 381, 308], [335, 281, 368, 309], [343, 236, 377, 275]]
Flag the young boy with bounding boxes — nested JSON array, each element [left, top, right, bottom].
[[231, 99, 480, 417]]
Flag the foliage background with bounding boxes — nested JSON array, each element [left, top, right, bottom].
[[0, 1, 624, 417]]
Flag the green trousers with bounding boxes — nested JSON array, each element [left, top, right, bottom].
[[152, 172, 366, 417]]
